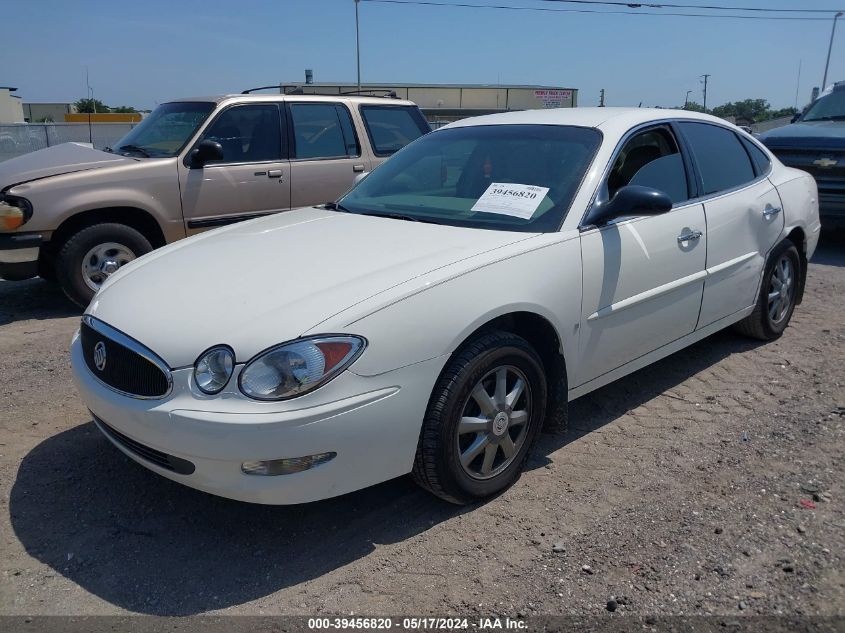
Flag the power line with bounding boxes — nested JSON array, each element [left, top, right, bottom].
[[360, 0, 838, 20], [536, 0, 845, 15]]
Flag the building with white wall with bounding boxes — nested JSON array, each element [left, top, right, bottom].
[[22, 102, 76, 122], [267, 82, 578, 123], [0, 87, 25, 123]]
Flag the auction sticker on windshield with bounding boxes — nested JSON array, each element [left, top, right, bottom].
[[471, 183, 550, 219]]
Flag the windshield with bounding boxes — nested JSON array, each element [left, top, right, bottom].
[[111, 101, 215, 157], [339, 124, 601, 232], [802, 90, 845, 122]]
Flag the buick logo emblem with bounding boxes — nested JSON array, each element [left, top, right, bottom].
[[93, 341, 107, 371]]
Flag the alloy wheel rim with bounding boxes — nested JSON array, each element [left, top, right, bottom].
[[81, 242, 136, 292], [767, 255, 794, 325], [457, 365, 532, 480]]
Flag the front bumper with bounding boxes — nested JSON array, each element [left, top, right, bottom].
[[0, 232, 42, 280], [71, 334, 445, 505]]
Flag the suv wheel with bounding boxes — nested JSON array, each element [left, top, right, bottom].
[[412, 330, 547, 504], [56, 223, 152, 307]]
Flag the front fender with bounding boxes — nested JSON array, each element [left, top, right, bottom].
[[336, 234, 583, 378], [8, 158, 183, 240]]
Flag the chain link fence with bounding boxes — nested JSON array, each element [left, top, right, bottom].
[[0, 122, 137, 162]]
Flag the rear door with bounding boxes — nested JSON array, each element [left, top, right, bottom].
[[178, 103, 290, 235], [577, 124, 707, 385], [287, 102, 368, 207], [675, 122, 784, 328]]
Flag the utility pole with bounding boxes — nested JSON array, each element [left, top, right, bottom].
[[701, 74, 711, 112], [86, 66, 93, 144], [599, 88, 605, 107], [355, 0, 362, 92], [822, 12, 843, 91], [685, 90, 692, 108], [795, 59, 802, 109]]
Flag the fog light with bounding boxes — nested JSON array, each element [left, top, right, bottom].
[[241, 452, 337, 476]]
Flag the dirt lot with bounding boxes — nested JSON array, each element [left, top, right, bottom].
[[0, 233, 843, 620]]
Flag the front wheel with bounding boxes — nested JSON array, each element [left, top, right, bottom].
[[56, 223, 152, 307], [734, 241, 801, 341], [412, 330, 547, 505]]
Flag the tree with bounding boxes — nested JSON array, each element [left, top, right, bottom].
[[683, 101, 706, 113], [74, 98, 110, 113], [711, 99, 770, 122], [111, 105, 137, 113], [768, 106, 799, 120]]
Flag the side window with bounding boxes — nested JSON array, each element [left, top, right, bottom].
[[607, 127, 689, 204], [677, 122, 756, 195], [360, 106, 430, 157], [290, 103, 358, 159], [741, 137, 772, 176], [200, 104, 281, 165]]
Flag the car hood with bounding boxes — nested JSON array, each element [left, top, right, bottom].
[[759, 120, 845, 149], [88, 207, 535, 368], [0, 143, 134, 189]]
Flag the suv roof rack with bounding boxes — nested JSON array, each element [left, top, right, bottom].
[[339, 89, 398, 98], [242, 85, 310, 95], [241, 85, 399, 98]]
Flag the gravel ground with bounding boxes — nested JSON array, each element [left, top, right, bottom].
[[0, 233, 843, 620]]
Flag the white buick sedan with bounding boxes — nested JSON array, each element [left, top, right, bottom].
[[71, 108, 820, 505]]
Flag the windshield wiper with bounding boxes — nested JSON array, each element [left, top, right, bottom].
[[117, 144, 150, 157], [358, 211, 440, 225], [804, 115, 845, 122], [323, 201, 352, 212]]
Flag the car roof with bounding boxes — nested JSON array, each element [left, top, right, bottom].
[[165, 94, 418, 107], [441, 107, 734, 132]]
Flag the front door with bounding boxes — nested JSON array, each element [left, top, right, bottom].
[[178, 103, 290, 234], [674, 122, 785, 328], [576, 124, 707, 385], [287, 102, 371, 208]]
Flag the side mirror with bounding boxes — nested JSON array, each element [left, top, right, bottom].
[[587, 185, 673, 226], [790, 112, 802, 124], [190, 139, 224, 166]]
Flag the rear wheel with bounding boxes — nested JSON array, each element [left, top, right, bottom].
[[412, 331, 547, 504], [734, 241, 800, 341], [56, 223, 152, 307]]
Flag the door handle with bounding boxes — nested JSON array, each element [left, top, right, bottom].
[[677, 230, 703, 243], [267, 169, 283, 179], [763, 205, 781, 219], [352, 164, 365, 172]]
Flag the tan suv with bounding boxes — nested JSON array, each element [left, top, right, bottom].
[[0, 92, 430, 306]]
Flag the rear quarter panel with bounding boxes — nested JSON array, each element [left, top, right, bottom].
[[769, 165, 821, 260]]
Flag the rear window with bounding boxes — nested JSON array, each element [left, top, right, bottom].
[[741, 137, 772, 176], [677, 122, 756, 195], [360, 105, 431, 156]]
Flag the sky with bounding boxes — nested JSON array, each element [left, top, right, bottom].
[[3, 0, 844, 111]]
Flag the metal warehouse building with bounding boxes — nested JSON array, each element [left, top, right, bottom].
[[272, 82, 578, 124]]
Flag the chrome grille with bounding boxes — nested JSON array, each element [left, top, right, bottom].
[[80, 316, 172, 398]]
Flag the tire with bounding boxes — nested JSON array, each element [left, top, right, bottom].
[[412, 330, 547, 505], [734, 241, 801, 341], [37, 250, 57, 282], [56, 223, 152, 308]]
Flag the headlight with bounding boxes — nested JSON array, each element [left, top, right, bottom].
[[238, 335, 366, 401], [0, 195, 33, 231], [194, 345, 235, 394]]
